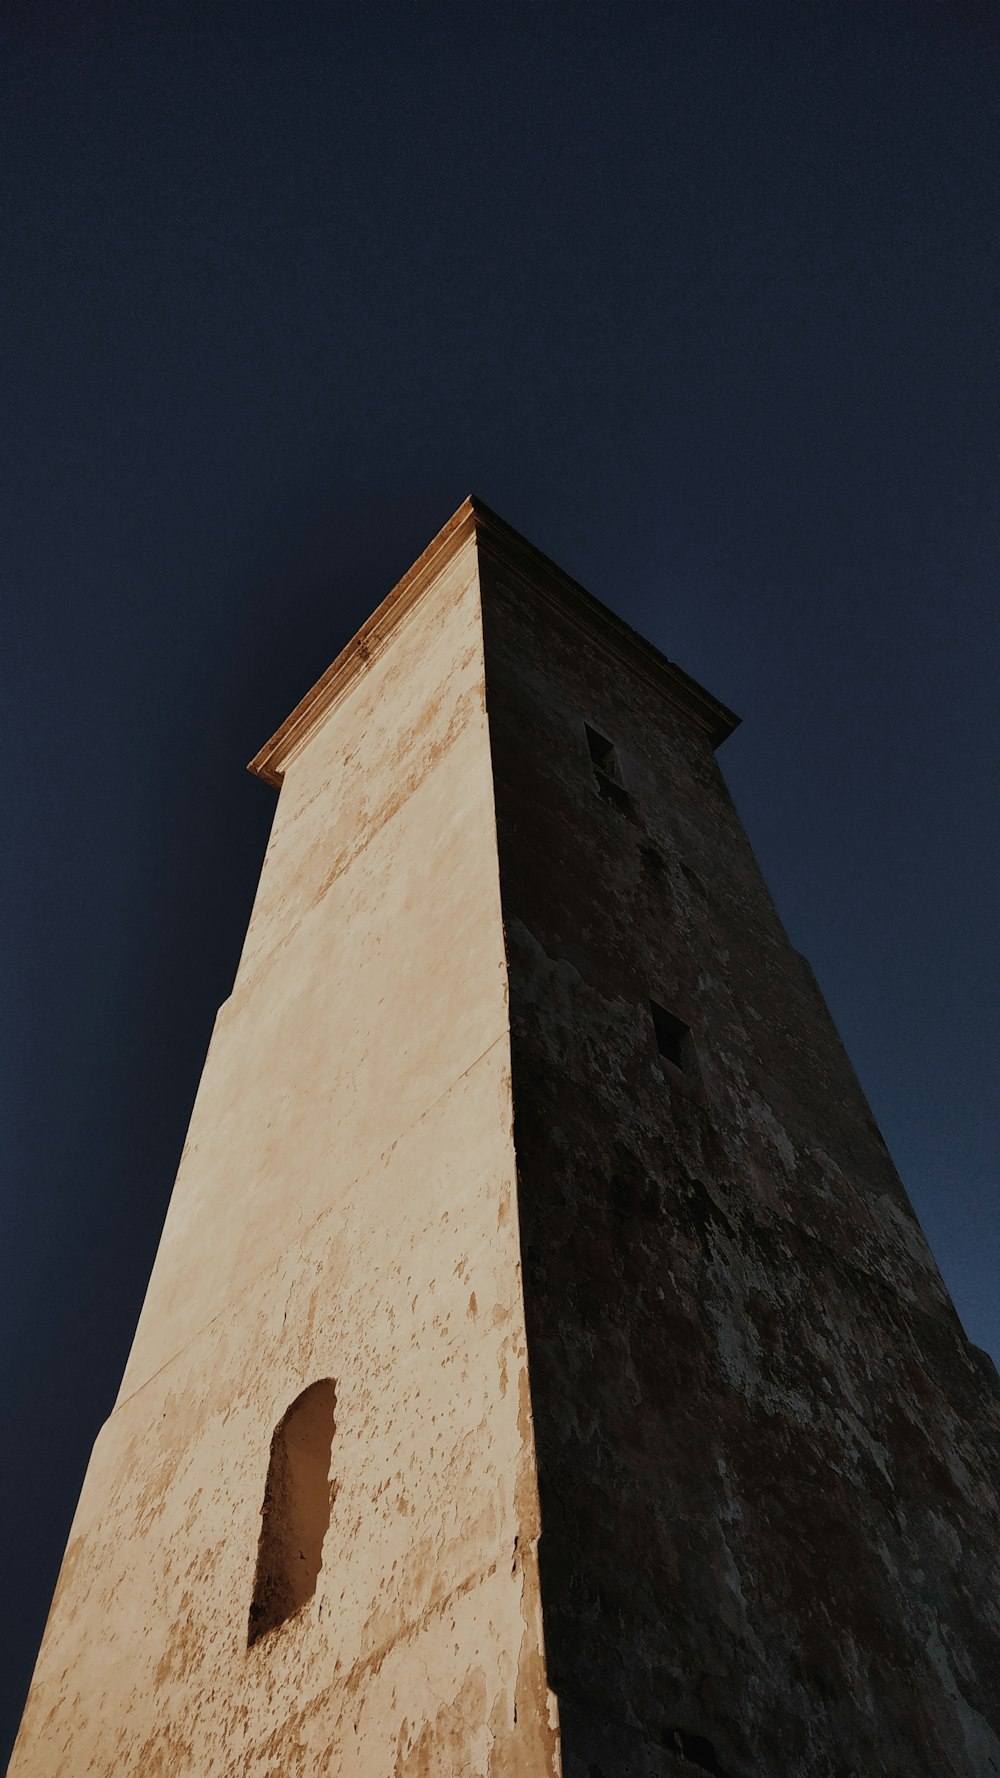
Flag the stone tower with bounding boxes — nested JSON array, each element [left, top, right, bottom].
[[9, 500, 999, 1778]]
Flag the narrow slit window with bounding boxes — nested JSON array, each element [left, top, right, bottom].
[[248, 1378, 337, 1647], [650, 1000, 691, 1071], [585, 723, 623, 783], [584, 723, 632, 811]]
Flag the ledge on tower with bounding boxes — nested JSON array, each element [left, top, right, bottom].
[[248, 495, 740, 788]]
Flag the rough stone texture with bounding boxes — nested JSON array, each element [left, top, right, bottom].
[[478, 531, 1000, 1777], [10, 500, 999, 1777]]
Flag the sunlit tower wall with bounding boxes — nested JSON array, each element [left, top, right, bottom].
[[9, 505, 559, 1778], [9, 500, 1000, 1778]]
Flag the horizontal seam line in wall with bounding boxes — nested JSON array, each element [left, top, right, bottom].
[[111, 1026, 512, 1419]]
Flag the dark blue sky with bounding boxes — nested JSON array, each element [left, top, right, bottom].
[[3, 2, 998, 1757]]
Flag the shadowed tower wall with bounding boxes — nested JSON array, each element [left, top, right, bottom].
[[9, 500, 1000, 1778], [478, 532, 1000, 1778]]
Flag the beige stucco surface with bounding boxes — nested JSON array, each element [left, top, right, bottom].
[[10, 538, 559, 1776]]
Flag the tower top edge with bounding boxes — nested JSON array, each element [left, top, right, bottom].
[[247, 495, 740, 787]]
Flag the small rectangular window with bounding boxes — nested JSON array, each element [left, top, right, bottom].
[[585, 723, 619, 778], [649, 1000, 691, 1071], [584, 723, 632, 811]]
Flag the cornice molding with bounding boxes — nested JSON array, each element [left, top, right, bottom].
[[248, 500, 480, 786], [248, 496, 739, 787], [469, 500, 739, 749]]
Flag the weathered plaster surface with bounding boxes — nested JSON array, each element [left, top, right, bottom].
[[479, 542, 1000, 1778], [119, 541, 509, 1395], [10, 537, 559, 1777]]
